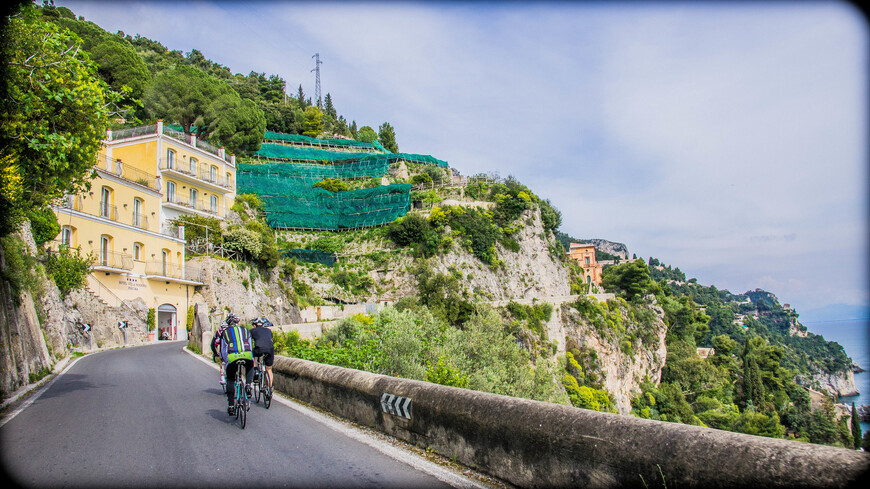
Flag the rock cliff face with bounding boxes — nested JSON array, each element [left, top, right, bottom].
[[586, 238, 629, 260], [558, 300, 668, 415], [811, 367, 860, 397], [429, 208, 571, 300], [189, 255, 303, 326]]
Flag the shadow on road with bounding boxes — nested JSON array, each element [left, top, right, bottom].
[[37, 375, 95, 399]]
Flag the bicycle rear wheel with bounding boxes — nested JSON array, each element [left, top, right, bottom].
[[239, 399, 246, 429]]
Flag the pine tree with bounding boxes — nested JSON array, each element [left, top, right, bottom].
[[851, 402, 862, 449], [324, 93, 337, 119], [378, 122, 398, 152], [296, 84, 306, 107]]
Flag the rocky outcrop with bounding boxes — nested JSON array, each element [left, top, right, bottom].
[[585, 239, 629, 260], [811, 367, 859, 398], [374, 207, 571, 302], [0, 278, 53, 399], [431, 208, 571, 301], [560, 298, 669, 415], [189, 255, 302, 326]]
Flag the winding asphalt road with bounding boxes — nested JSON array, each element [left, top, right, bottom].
[[0, 341, 480, 488]]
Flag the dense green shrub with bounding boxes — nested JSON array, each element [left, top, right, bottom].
[[411, 173, 432, 186], [45, 245, 93, 296], [231, 193, 264, 218], [28, 207, 60, 246], [313, 178, 349, 193]]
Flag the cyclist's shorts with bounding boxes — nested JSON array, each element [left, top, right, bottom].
[[255, 348, 274, 367]]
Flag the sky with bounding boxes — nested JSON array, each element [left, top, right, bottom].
[[53, 0, 869, 322]]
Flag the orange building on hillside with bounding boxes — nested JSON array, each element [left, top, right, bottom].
[[568, 242, 603, 286]]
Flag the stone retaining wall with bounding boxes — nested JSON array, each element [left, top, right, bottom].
[[272, 355, 869, 489]]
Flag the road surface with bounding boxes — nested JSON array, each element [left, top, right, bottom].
[[1, 341, 485, 488]]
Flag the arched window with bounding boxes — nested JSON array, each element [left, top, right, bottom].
[[161, 249, 169, 276], [189, 157, 198, 176], [166, 149, 176, 170], [210, 195, 218, 213], [189, 188, 198, 208], [133, 242, 143, 261], [61, 226, 75, 247], [167, 181, 176, 203]]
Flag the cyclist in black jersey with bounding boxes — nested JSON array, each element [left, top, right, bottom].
[[250, 317, 275, 389]]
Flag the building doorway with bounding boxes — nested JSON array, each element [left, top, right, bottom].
[[157, 304, 177, 340]]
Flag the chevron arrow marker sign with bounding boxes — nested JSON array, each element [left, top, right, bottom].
[[380, 393, 412, 419]]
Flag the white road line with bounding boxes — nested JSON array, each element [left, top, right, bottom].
[[0, 354, 83, 428], [183, 347, 490, 489]]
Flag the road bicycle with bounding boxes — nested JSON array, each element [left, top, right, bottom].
[[229, 360, 250, 429], [252, 354, 272, 409]]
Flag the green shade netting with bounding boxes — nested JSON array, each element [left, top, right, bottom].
[[234, 130, 447, 230], [264, 131, 385, 151], [238, 160, 390, 182], [254, 144, 448, 168], [280, 248, 336, 266], [239, 168, 412, 229]]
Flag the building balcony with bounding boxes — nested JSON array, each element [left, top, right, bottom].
[[144, 261, 203, 285], [163, 195, 223, 218], [60, 195, 83, 212], [132, 213, 149, 230], [93, 251, 133, 273], [107, 123, 235, 166], [95, 155, 160, 191], [99, 201, 119, 222], [159, 160, 234, 193]]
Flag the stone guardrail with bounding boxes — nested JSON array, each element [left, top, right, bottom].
[[271, 356, 869, 489]]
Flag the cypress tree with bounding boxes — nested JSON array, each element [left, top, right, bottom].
[[851, 402, 862, 449]]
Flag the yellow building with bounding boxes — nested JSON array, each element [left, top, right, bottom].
[[52, 121, 236, 341]]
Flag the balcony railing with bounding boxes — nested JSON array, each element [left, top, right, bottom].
[[116, 164, 159, 191], [99, 201, 118, 221], [105, 123, 235, 165], [159, 159, 233, 191], [145, 260, 183, 279], [60, 195, 83, 211], [107, 124, 158, 141], [95, 251, 133, 270], [164, 195, 222, 217], [132, 213, 149, 230]]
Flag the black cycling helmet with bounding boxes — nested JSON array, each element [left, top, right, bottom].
[[226, 313, 240, 325], [251, 317, 264, 327], [261, 318, 273, 328]]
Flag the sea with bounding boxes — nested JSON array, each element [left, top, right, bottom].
[[803, 319, 870, 436]]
